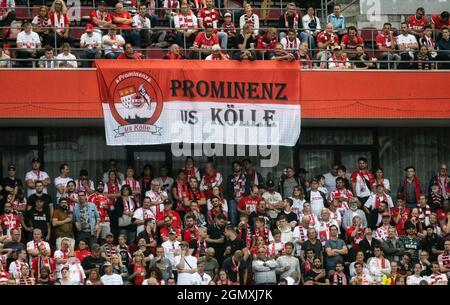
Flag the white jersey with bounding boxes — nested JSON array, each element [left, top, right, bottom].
[[309, 190, 325, 218], [25, 170, 50, 197], [56, 53, 78, 68], [101, 273, 123, 285], [132, 14, 151, 28]]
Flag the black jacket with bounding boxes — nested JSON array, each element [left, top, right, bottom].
[[358, 237, 381, 261]]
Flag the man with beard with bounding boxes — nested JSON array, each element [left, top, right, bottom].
[[182, 214, 199, 243], [31, 244, 55, 281], [88, 181, 113, 243], [24, 198, 51, 242], [206, 213, 226, 264], [223, 225, 247, 261], [249, 200, 270, 228], [350, 157, 374, 205], [184, 177, 206, 216], [52, 198, 74, 250], [222, 250, 247, 285], [238, 185, 260, 216], [27, 180, 53, 216], [0, 202, 21, 238], [421, 225, 444, 262]]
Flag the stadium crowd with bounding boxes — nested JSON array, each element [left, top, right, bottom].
[[0, 0, 449, 68], [0, 156, 449, 285]]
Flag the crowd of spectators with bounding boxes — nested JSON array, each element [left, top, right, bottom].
[[0, 1, 449, 68], [0, 156, 449, 285]]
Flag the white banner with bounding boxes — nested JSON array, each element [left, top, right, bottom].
[[103, 102, 301, 147]]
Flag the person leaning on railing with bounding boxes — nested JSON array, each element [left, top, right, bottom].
[[38, 45, 56, 69]]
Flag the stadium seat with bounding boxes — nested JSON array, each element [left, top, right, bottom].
[[146, 47, 165, 59], [361, 27, 378, 49], [14, 6, 30, 19]]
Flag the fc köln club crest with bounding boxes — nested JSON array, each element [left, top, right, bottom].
[[108, 71, 164, 138]]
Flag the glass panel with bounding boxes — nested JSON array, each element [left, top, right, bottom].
[[298, 149, 334, 181], [0, 129, 38, 146], [1, 149, 39, 182], [299, 129, 373, 145], [340, 151, 372, 174], [43, 127, 127, 199], [133, 152, 167, 177]]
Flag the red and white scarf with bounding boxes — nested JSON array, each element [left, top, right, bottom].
[[243, 13, 256, 27], [269, 241, 284, 257], [52, 11, 66, 32], [124, 178, 138, 192], [35, 16, 50, 28], [178, 13, 196, 29], [166, 0, 179, 10], [184, 166, 199, 181], [254, 227, 270, 245], [195, 239, 207, 258], [122, 197, 136, 213], [296, 225, 307, 242], [437, 174, 450, 197], [374, 193, 389, 209], [332, 272, 348, 285], [175, 180, 188, 211], [222, 22, 236, 36], [418, 204, 431, 224], [237, 224, 252, 248], [95, 10, 109, 22], [284, 12, 299, 29], [231, 257, 241, 284], [285, 37, 299, 50], [231, 172, 246, 198], [330, 54, 349, 68]]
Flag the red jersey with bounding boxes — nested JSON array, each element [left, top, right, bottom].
[[133, 264, 146, 285], [346, 226, 365, 249], [31, 256, 55, 280], [74, 249, 91, 263], [90, 9, 112, 25], [341, 34, 364, 49], [432, 14, 450, 30], [238, 196, 259, 214], [317, 31, 339, 48], [88, 193, 112, 223], [257, 34, 278, 50], [376, 32, 395, 48], [193, 32, 219, 49], [392, 207, 410, 236], [408, 15, 427, 31], [182, 225, 198, 243], [197, 8, 219, 28], [0, 212, 21, 233], [111, 11, 133, 29], [156, 210, 182, 229]]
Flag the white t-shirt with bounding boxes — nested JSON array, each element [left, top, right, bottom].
[[396, 34, 418, 49], [132, 207, 156, 235], [25, 170, 50, 197], [262, 191, 282, 219], [80, 32, 102, 49], [56, 53, 78, 68], [54, 176, 73, 201], [239, 13, 260, 35], [406, 274, 426, 285], [132, 14, 151, 28], [191, 272, 212, 285], [16, 31, 41, 48], [102, 34, 125, 54], [174, 255, 197, 285], [309, 190, 325, 218], [162, 240, 181, 270], [101, 273, 123, 285]]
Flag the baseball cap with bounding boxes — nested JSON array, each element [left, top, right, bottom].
[[333, 45, 341, 51], [8, 164, 16, 170], [31, 157, 40, 163], [169, 228, 176, 235], [266, 179, 275, 188], [163, 199, 172, 205], [212, 44, 221, 52], [86, 24, 94, 32], [96, 180, 104, 186], [224, 12, 232, 17]]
